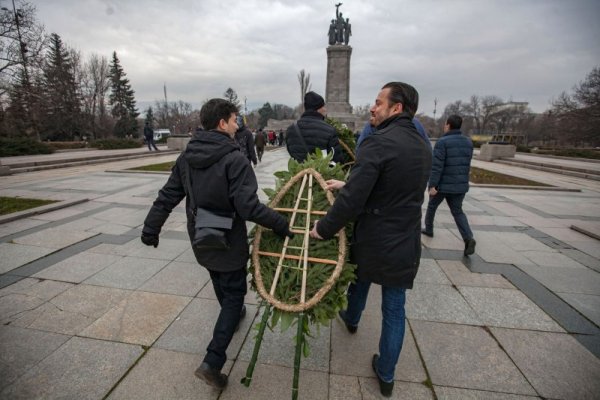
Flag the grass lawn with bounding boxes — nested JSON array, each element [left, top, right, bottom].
[[470, 166, 551, 186], [0, 197, 58, 216], [129, 161, 175, 172], [129, 162, 550, 187]]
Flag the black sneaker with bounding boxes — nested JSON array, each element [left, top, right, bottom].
[[421, 229, 433, 237], [235, 305, 247, 332], [194, 362, 228, 389], [338, 310, 357, 334], [372, 354, 394, 397], [464, 238, 476, 256]]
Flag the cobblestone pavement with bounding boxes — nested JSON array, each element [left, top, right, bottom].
[[0, 147, 599, 399]]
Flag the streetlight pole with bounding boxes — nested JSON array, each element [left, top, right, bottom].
[[433, 97, 438, 137]]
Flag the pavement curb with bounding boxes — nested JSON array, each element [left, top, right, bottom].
[[0, 198, 89, 225], [469, 183, 580, 192]]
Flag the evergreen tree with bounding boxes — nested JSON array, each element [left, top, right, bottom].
[[258, 102, 275, 128], [39, 33, 82, 141], [108, 51, 139, 137], [223, 87, 241, 108]]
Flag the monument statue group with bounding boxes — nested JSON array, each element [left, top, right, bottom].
[[328, 3, 352, 45]]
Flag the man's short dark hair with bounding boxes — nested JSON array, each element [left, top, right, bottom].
[[446, 115, 463, 130], [200, 98, 238, 131], [382, 82, 419, 118]]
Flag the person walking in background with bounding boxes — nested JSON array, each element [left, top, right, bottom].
[[234, 115, 257, 167], [422, 114, 476, 256], [254, 128, 266, 162], [310, 82, 432, 397], [286, 91, 344, 163], [141, 99, 292, 390], [144, 121, 159, 151]]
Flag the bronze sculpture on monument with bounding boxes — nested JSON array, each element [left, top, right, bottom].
[[325, 3, 358, 130]]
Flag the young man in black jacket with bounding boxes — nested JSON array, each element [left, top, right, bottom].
[[310, 82, 432, 397], [286, 91, 344, 163], [141, 98, 292, 390]]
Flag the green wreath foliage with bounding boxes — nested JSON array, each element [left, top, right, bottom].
[[249, 150, 356, 354]]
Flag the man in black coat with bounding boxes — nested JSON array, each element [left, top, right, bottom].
[[143, 121, 159, 151], [310, 82, 432, 398], [141, 99, 292, 390], [234, 115, 257, 166], [286, 91, 344, 163]]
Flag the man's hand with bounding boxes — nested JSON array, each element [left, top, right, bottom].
[[325, 179, 345, 191], [429, 187, 438, 196], [141, 233, 159, 248], [310, 220, 324, 239], [274, 226, 295, 239]]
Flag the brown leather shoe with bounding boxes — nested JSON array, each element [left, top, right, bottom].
[[194, 362, 228, 389]]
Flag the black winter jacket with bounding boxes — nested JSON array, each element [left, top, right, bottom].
[[286, 111, 344, 163], [316, 113, 432, 288], [428, 129, 473, 194], [235, 127, 257, 165], [142, 129, 288, 272]]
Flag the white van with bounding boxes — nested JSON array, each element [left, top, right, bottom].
[[153, 129, 171, 141]]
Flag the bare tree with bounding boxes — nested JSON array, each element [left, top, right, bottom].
[[297, 69, 311, 107], [81, 53, 110, 138]]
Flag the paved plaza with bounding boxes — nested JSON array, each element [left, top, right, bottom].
[[0, 147, 599, 399]]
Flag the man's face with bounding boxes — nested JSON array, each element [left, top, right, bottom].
[[369, 88, 401, 127], [220, 113, 239, 137]]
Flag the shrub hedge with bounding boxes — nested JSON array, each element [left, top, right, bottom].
[[90, 138, 143, 150], [0, 137, 54, 156]]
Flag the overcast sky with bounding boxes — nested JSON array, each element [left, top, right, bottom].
[[33, 0, 600, 116]]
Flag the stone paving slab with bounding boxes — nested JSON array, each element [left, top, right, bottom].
[[491, 327, 600, 400], [433, 386, 540, 399], [359, 378, 434, 399], [410, 320, 536, 396], [12, 227, 97, 249], [0, 325, 70, 391], [566, 240, 600, 259], [519, 250, 587, 268], [83, 256, 169, 290], [517, 264, 600, 295], [556, 292, 600, 327], [8, 284, 131, 335], [33, 252, 121, 283], [238, 308, 331, 372], [470, 231, 533, 265], [107, 348, 222, 400], [0, 336, 142, 400], [330, 312, 426, 383], [221, 360, 329, 400], [406, 283, 481, 325], [88, 237, 190, 261], [437, 260, 515, 289], [491, 232, 555, 252], [414, 258, 452, 285], [458, 286, 564, 332], [0, 218, 48, 238], [81, 291, 190, 346], [420, 228, 464, 250], [139, 260, 210, 297], [0, 243, 55, 274], [0, 279, 73, 324], [155, 298, 256, 357]]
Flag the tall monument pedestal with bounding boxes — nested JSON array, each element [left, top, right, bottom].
[[326, 45, 358, 130]]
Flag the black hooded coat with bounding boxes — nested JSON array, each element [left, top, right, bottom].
[[142, 129, 288, 272]]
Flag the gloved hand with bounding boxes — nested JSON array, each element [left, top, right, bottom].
[[274, 225, 294, 239], [141, 233, 159, 248]]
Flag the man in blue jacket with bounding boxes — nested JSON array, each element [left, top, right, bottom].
[[422, 114, 476, 256]]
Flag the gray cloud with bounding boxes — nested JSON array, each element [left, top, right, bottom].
[[35, 0, 600, 115]]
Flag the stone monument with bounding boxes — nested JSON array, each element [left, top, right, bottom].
[[325, 3, 358, 130]]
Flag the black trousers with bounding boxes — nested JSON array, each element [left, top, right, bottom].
[[256, 146, 264, 162], [203, 267, 247, 370]]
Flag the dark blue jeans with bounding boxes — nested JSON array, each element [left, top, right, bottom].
[[203, 267, 247, 370], [145, 136, 159, 151], [424, 192, 473, 241], [344, 279, 406, 382]]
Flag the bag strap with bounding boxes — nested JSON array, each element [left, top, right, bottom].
[[293, 123, 310, 155], [181, 159, 196, 212]]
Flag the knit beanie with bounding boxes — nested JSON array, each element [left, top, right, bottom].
[[304, 91, 325, 111]]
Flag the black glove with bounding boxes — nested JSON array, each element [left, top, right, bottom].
[[141, 233, 159, 248], [274, 225, 294, 239]]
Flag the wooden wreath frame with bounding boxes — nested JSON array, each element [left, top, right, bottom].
[[252, 168, 346, 312]]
